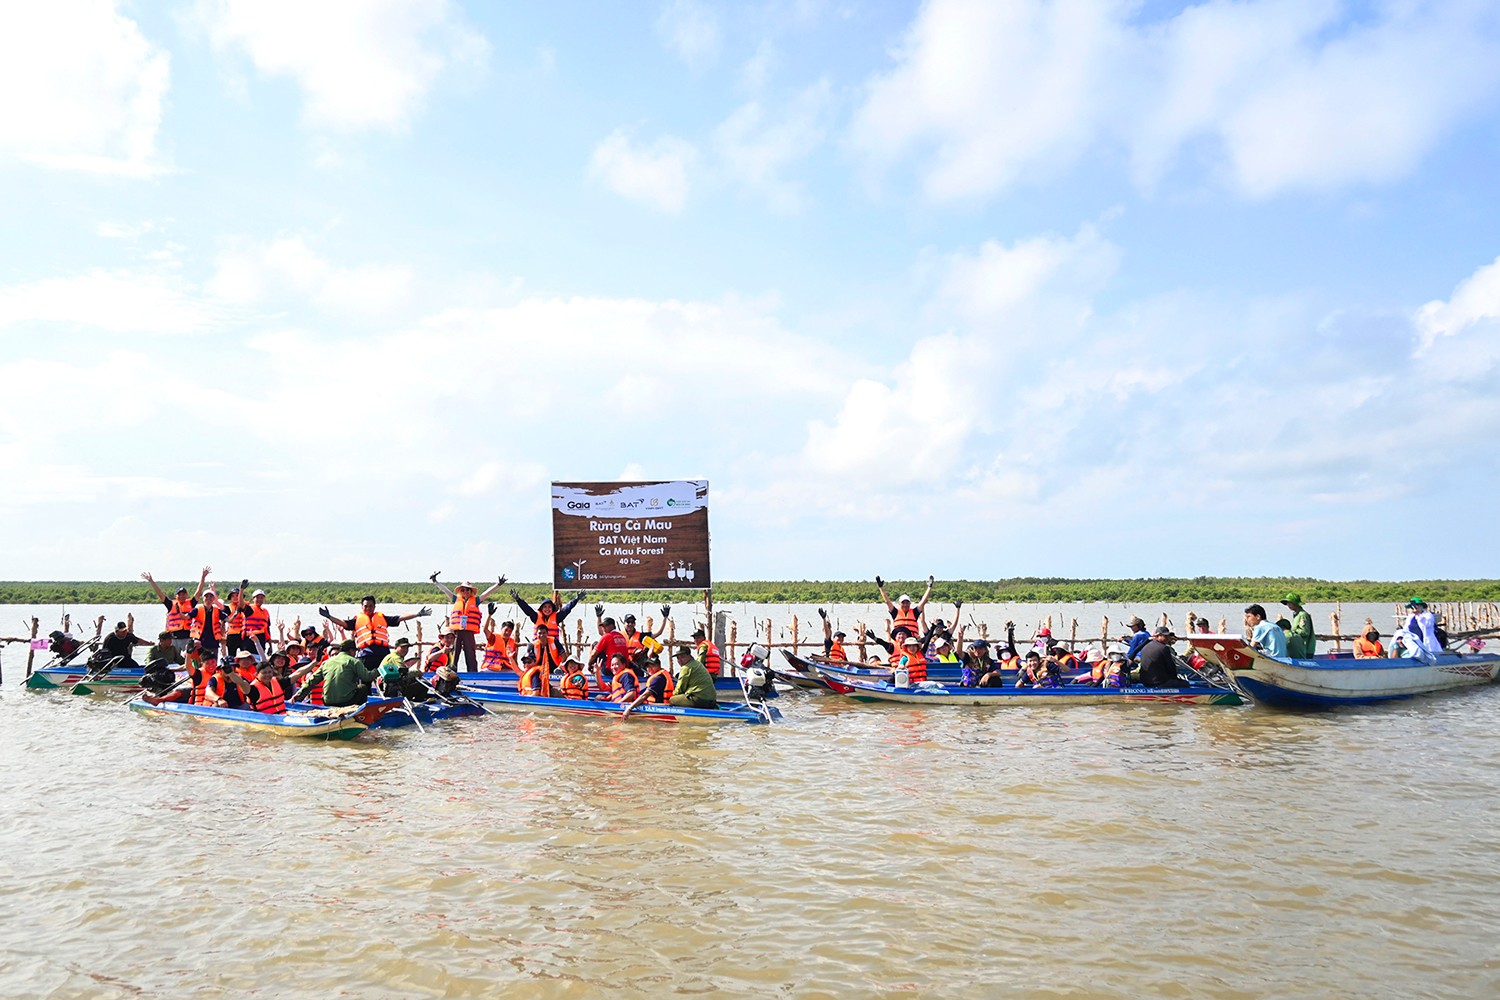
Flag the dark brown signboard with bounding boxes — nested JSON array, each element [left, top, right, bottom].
[[552, 481, 711, 590]]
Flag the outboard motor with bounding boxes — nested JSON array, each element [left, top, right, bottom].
[[739, 642, 777, 701]]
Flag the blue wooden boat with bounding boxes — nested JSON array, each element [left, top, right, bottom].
[[813, 660, 1241, 706], [288, 696, 488, 728], [1187, 633, 1500, 707], [459, 686, 780, 724], [442, 669, 751, 695], [127, 697, 381, 739], [26, 664, 148, 693]]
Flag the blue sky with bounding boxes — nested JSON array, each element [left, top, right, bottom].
[[3, 0, 1500, 583]]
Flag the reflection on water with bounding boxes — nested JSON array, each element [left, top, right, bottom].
[[3, 678, 1500, 998]]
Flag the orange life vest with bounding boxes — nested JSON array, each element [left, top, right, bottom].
[[450, 595, 481, 633], [190, 605, 227, 642], [828, 640, 848, 663], [190, 667, 211, 706], [899, 652, 927, 684], [610, 666, 641, 701], [891, 607, 920, 638], [481, 634, 516, 670], [236, 661, 258, 682], [251, 679, 286, 714], [428, 648, 449, 670], [697, 640, 722, 675], [646, 668, 675, 703], [242, 605, 271, 640], [225, 600, 245, 637], [1354, 637, 1384, 658], [355, 612, 390, 649], [205, 673, 238, 706], [560, 670, 589, 699], [534, 604, 561, 644], [518, 663, 550, 697], [166, 596, 194, 634]]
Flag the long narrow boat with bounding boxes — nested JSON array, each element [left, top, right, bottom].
[[441, 670, 752, 694], [815, 662, 1242, 706], [127, 698, 378, 739], [780, 654, 966, 685], [459, 686, 780, 725], [1186, 633, 1500, 707], [775, 651, 838, 690], [288, 697, 487, 728], [26, 665, 147, 692]]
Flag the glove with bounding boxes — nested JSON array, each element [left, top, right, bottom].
[[817, 608, 827, 620], [318, 606, 330, 617], [429, 571, 440, 583], [497, 574, 507, 586], [418, 607, 432, 617], [240, 578, 249, 591], [594, 603, 605, 617], [928, 574, 935, 586], [576, 591, 588, 601], [509, 588, 520, 601], [660, 604, 671, 619], [487, 601, 497, 616], [875, 575, 884, 588], [954, 599, 964, 611]]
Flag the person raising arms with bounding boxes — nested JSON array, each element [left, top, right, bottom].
[[142, 567, 210, 652], [877, 574, 935, 641], [429, 572, 506, 672], [319, 596, 431, 669]]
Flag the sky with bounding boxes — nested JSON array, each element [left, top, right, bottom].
[[2, 0, 1500, 584]]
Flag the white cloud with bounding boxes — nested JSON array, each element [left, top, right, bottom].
[[194, 0, 489, 132], [850, 0, 1500, 202], [0, 0, 172, 177], [712, 80, 834, 213], [206, 236, 414, 317], [0, 270, 224, 335], [588, 129, 698, 213], [656, 0, 722, 70]]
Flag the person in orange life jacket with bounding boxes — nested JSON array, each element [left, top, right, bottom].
[[240, 589, 273, 656], [817, 608, 849, 662], [512, 588, 586, 661], [588, 617, 631, 678], [1015, 650, 1045, 687], [608, 654, 641, 702], [188, 589, 231, 662], [691, 627, 723, 675], [481, 613, 518, 671], [876, 573, 934, 642], [517, 652, 551, 697], [220, 584, 248, 658], [299, 625, 330, 664], [897, 635, 929, 684], [203, 657, 251, 708], [424, 631, 455, 672], [229, 647, 262, 683], [638, 655, 674, 703], [558, 657, 590, 698], [246, 659, 292, 714], [1354, 624, 1385, 659], [142, 566, 210, 651], [865, 625, 912, 664], [319, 596, 431, 668], [596, 603, 672, 669], [429, 572, 506, 672]]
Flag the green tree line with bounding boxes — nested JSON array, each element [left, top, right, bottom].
[[1, 577, 1496, 605]]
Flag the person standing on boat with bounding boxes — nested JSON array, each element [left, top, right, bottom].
[[319, 596, 431, 670], [878, 574, 934, 639], [241, 589, 273, 658], [142, 567, 209, 652], [1243, 604, 1287, 658], [429, 573, 505, 672], [189, 590, 230, 664], [1403, 599, 1444, 658], [512, 588, 586, 664], [1133, 627, 1185, 687], [1280, 593, 1316, 658]]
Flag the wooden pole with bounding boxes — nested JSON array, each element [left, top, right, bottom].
[[24, 616, 39, 678], [1331, 606, 1342, 652], [1101, 616, 1109, 653], [1069, 618, 1078, 651], [790, 615, 799, 657], [728, 620, 738, 663], [857, 622, 867, 662]]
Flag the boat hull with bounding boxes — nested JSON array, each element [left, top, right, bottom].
[[443, 670, 750, 694], [128, 698, 371, 739], [826, 674, 1241, 706], [26, 666, 146, 691], [459, 687, 779, 724], [1187, 633, 1500, 707]]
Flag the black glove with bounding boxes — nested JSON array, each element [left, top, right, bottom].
[[576, 591, 588, 602], [509, 588, 520, 601], [418, 607, 432, 617], [487, 601, 497, 616], [875, 575, 884, 589], [317, 606, 330, 617], [594, 602, 605, 617], [660, 604, 671, 619], [928, 574, 935, 586], [429, 570, 440, 583], [497, 574, 507, 586], [240, 578, 249, 591], [817, 608, 827, 620], [954, 599, 964, 611]]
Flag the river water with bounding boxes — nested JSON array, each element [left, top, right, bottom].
[[3, 603, 1498, 998]]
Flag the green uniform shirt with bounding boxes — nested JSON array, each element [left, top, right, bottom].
[[1287, 609, 1315, 658], [672, 656, 717, 706], [146, 645, 185, 666], [311, 652, 378, 706]]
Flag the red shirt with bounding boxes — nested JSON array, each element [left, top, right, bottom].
[[591, 630, 629, 664]]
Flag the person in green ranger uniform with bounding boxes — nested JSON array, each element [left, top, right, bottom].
[[1281, 593, 1316, 658]]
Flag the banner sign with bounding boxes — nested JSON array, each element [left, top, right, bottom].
[[551, 481, 710, 590]]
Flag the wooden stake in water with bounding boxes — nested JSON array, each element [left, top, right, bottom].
[[24, 616, 39, 679], [790, 615, 799, 657], [1331, 604, 1342, 652]]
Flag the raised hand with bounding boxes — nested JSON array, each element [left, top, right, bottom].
[[429, 570, 440, 583], [487, 601, 497, 616], [510, 588, 521, 601], [928, 574, 935, 587], [594, 603, 605, 617], [660, 604, 671, 619], [875, 575, 885, 589], [203, 565, 212, 577], [418, 607, 432, 617], [497, 574, 507, 586], [318, 606, 330, 618], [140, 571, 153, 582], [576, 591, 588, 602], [954, 599, 964, 611], [817, 608, 827, 620]]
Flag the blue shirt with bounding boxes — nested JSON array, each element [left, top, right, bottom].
[[1251, 621, 1287, 658], [1125, 629, 1151, 660]]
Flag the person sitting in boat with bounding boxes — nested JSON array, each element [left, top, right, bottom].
[[589, 617, 630, 677], [608, 654, 640, 702], [98, 621, 151, 673], [897, 634, 930, 684], [246, 660, 291, 714], [817, 609, 849, 663], [203, 658, 250, 709], [559, 658, 590, 699], [293, 639, 378, 708], [1243, 604, 1287, 658], [959, 640, 994, 686], [1123, 617, 1151, 660], [930, 635, 960, 664], [140, 631, 185, 695], [640, 655, 674, 703], [666, 645, 718, 710], [866, 626, 906, 665], [1133, 627, 1185, 687], [1280, 593, 1316, 658], [1354, 624, 1385, 658], [1404, 599, 1445, 658], [877, 574, 934, 640], [1100, 649, 1126, 687], [1015, 651, 1043, 686], [481, 615, 518, 672], [518, 653, 552, 697]]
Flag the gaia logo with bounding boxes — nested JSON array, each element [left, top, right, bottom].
[[561, 566, 576, 581], [650, 498, 660, 507]]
